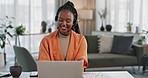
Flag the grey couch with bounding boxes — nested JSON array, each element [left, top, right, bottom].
[[85, 35, 144, 68]]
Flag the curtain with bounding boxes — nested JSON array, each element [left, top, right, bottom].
[[96, 0, 148, 33], [0, 0, 15, 60]]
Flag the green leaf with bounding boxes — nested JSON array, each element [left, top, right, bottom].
[[7, 25, 13, 29], [0, 34, 6, 40], [0, 35, 6, 48], [7, 32, 13, 38], [0, 15, 15, 48], [1, 41, 5, 48], [127, 22, 133, 27], [15, 25, 26, 35]]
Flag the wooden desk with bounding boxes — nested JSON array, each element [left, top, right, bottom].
[[4, 71, 133, 78]]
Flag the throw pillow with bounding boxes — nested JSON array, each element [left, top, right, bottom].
[[85, 35, 99, 53], [111, 35, 134, 55], [99, 35, 113, 53]]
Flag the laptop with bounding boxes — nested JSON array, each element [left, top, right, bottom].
[[37, 61, 83, 78]]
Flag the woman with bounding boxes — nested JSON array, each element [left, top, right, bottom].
[[38, 1, 88, 68]]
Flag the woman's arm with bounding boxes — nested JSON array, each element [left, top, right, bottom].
[[38, 38, 51, 61], [75, 36, 88, 68]]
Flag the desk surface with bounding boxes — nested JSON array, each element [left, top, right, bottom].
[[2, 71, 134, 78]]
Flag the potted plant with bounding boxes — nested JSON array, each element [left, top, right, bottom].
[[15, 24, 26, 35], [136, 36, 145, 45], [0, 16, 14, 65], [14, 24, 26, 46], [14, 24, 25, 65], [127, 22, 133, 32]]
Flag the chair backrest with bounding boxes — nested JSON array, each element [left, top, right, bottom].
[[13, 46, 37, 72]]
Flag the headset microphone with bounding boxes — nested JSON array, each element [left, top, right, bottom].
[[68, 28, 72, 33]]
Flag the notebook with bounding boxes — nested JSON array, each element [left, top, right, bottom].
[[37, 61, 83, 78]]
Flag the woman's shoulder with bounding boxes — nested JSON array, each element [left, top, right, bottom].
[[71, 31, 85, 39], [42, 30, 58, 41]]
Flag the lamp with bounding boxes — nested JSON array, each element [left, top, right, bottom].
[[78, 9, 93, 35], [78, 10, 93, 20]]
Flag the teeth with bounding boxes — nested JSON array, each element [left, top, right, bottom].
[[61, 27, 66, 29]]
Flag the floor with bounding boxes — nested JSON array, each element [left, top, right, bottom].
[[0, 58, 148, 78]]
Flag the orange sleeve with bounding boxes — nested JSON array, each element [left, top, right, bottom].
[[38, 37, 51, 61], [75, 36, 88, 68]]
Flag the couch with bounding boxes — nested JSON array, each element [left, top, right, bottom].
[[85, 35, 144, 68]]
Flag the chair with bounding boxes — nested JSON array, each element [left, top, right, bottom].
[[13, 46, 37, 72]]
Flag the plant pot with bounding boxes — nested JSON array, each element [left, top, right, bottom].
[[127, 27, 132, 32], [10, 65, 23, 77]]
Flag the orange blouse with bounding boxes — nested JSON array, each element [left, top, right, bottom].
[[38, 30, 88, 68]]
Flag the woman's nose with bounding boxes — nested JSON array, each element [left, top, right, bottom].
[[62, 21, 67, 25]]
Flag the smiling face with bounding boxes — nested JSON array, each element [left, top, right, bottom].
[[58, 10, 74, 36]]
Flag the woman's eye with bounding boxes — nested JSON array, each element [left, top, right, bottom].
[[66, 19, 71, 23], [58, 18, 72, 23], [58, 19, 63, 22]]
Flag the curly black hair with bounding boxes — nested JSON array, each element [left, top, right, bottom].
[[55, 1, 80, 34]]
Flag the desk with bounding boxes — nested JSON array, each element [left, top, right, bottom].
[[5, 71, 133, 78], [83, 71, 134, 78]]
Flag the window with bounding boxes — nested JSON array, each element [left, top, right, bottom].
[[96, 0, 148, 33], [0, 0, 56, 60]]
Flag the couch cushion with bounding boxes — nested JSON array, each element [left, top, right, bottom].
[[88, 53, 137, 67], [100, 35, 113, 53], [111, 35, 133, 55], [85, 35, 99, 53]]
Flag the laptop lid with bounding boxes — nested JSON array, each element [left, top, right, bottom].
[[37, 61, 83, 78]]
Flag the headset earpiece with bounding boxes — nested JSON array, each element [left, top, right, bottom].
[[55, 15, 58, 21], [73, 18, 78, 27]]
